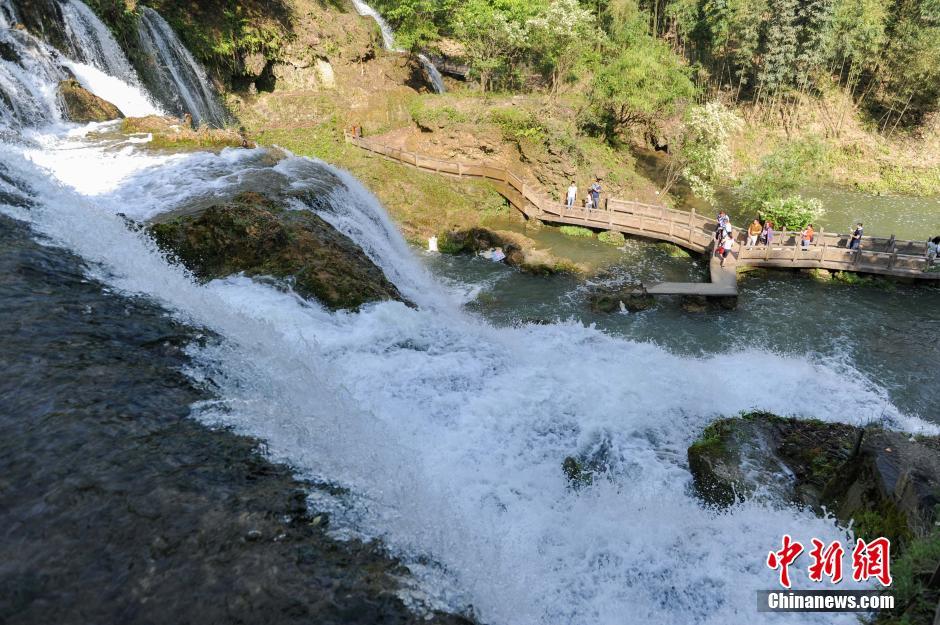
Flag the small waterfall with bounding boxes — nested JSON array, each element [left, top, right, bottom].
[[136, 7, 227, 127], [60, 0, 137, 84], [0, 28, 68, 128], [350, 0, 446, 94], [0, 0, 18, 28]]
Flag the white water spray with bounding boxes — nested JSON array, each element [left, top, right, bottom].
[[350, 0, 446, 94]]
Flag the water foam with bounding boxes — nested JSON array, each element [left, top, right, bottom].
[[2, 127, 931, 624]]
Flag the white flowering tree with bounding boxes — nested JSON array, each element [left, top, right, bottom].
[[526, 0, 597, 94], [662, 101, 742, 205]]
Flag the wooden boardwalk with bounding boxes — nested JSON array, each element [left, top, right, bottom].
[[345, 133, 940, 296]]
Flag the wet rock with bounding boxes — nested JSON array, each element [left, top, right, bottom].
[[14, 0, 70, 53], [687, 412, 940, 543], [148, 191, 407, 311], [588, 285, 654, 313], [57, 79, 123, 122], [680, 295, 708, 313], [439, 227, 581, 274]]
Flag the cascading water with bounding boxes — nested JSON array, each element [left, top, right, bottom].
[[60, 0, 137, 83], [0, 0, 17, 28], [2, 7, 935, 625], [136, 7, 227, 127], [0, 28, 68, 128], [350, 0, 446, 94]]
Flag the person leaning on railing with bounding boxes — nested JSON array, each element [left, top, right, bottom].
[[927, 236, 940, 269]]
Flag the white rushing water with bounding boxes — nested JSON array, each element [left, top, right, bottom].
[[61, 0, 137, 83], [136, 7, 226, 127], [350, 0, 446, 94], [1, 8, 934, 625]]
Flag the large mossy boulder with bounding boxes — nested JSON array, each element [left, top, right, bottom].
[[688, 412, 940, 544], [58, 79, 123, 122], [148, 192, 407, 311]]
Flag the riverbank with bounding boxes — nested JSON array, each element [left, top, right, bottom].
[[0, 216, 468, 625]]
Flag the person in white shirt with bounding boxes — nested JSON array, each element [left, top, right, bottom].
[[565, 181, 577, 209], [720, 233, 734, 266], [927, 236, 940, 269]]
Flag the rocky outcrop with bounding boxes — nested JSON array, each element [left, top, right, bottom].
[[587, 285, 655, 313], [439, 227, 582, 274], [57, 79, 123, 122], [13, 0, 71, 54], [120, 115, 252, 150], [148, 191, 407, 311], [687, 412, 940, 543]]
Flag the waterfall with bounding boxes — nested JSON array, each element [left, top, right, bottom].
[[0, 0, 17, 28], [0, 28, 68, 128], [0, 3, 158, 128], [136, 7, 227, 127], [60, 0, 137, 84], [350, 0, 446, 94]]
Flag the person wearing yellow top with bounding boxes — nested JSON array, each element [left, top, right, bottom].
[[746, 219, 762, 246]]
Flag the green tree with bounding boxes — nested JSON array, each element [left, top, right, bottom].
[[588, 35, 696, 136], [526, 0, 598, 93], [452, 0, 544, 91]]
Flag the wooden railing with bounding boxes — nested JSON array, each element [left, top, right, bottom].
[[345, 132, 939, 278]]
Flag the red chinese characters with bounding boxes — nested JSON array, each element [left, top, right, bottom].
[[767, 536, 892, 588], [851, 537, 892, 586], [808, 538, 844, 583], [767, 534, 804, 588]]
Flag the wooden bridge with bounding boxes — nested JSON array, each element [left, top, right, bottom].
[[345, 133, 940, 296]]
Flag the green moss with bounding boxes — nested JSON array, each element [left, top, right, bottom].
[[656, 242, 692, 258], [598, 230, 626, 246], [148, 191, 405, 310], [558, 225, 595, 238]]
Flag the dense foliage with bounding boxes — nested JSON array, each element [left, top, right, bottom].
[[374, 0, 940, 130]]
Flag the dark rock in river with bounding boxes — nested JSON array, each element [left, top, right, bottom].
[[148, 191, 408, 311], [588, 285, 654, 313], [687, 412, 940, 543], [57, 79, 124, 122]]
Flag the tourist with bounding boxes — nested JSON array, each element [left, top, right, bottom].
[[746, 219, 761, 247], [590, 179, 602, 210], [927, 236, 940, 267], [761, 220, 774, 246], [801, 224, 815, 250], [566, 181, 577, 209], [849, 223, 864, 250], [720, 231, 734, 266], [584, 194, 594, 210]]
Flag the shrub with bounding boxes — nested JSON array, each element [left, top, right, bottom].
[[758, 195, 824, 231], [489, 108, 547, 144], [598, 230, 626, 246], [559, 225, 594, 238]]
